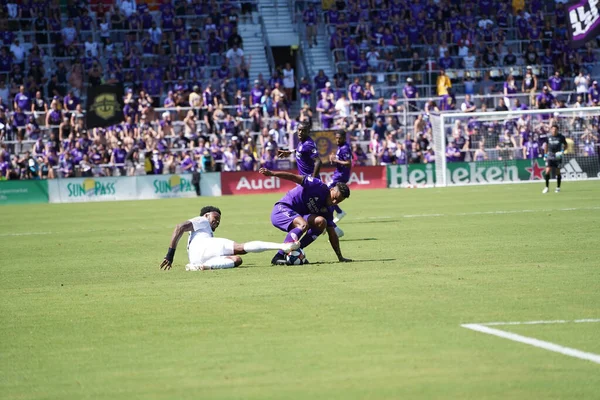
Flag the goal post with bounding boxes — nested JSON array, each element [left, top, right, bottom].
[[429, 107, 600, 187]]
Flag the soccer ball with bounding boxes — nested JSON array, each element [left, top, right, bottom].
[[286, 248, 306, 265]]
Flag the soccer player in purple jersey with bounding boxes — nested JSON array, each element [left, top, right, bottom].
[[276, 120, 322, 177], [259, 168, 352, 265], [160, 206, 301, 271], [328, 130, 352, 225]]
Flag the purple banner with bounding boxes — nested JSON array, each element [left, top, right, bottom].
[[568, 0, 600, 48]]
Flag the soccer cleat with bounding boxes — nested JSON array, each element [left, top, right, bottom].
[[271, 252, 287, 266], [186, 263, 208, 271], [555, 187, 561, 193], [542, 187, 549, 194], [333, 211, 347, 224], [282, 240, 301, 253]]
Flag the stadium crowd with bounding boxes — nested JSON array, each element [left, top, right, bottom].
[[0, 0, 599, 180]]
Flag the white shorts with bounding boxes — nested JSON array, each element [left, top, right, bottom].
[[188, 238, 235, 265]]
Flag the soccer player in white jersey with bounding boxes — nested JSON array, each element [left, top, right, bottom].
[[160, 206, 300, 271]]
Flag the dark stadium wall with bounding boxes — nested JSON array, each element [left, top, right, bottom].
[[272, 46, 298, 101]]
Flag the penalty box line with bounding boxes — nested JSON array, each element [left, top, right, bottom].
[[461, 319, 600, 365]]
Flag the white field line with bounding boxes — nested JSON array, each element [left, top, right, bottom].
[[368, 206, 600, 220], [2, 206, 599, 237], [477, 319, 600, 326], [462, 319, 600, 365]]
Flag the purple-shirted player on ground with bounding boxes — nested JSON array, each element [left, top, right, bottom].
[[258, 168, 352, 265], [160, 206, 301, 271], [276, 120, 322, 178], [328, 130, 352, 226]]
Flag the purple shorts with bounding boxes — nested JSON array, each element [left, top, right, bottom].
[[271, 203, 336, 232], [328, 174, 349, 188], [271, 203, 310, 232]]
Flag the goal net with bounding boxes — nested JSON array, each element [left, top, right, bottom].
[[429, 107, 600, 187]]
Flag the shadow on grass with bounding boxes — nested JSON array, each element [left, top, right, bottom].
[[340, 237, 377, 241], [344, 219, 400, 225], [307, 258, 397, 266]]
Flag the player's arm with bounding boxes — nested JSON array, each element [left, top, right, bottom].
[[276, 149, 292, 158], [160, 220, 194, 270], [259, 168, 304, 184], [329, 154, 351, 166], [312, 157, 322, 178], [326, 226, 352, 262]]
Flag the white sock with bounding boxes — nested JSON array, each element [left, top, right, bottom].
[[203, 258, 236, 269], [243, 241, 285, 253]]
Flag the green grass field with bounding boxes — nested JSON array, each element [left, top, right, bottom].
[[1, 181, 599, 400]]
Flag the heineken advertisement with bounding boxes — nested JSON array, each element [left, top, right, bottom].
[[387, 157, 600, 187], [0, 180, 49, 205]]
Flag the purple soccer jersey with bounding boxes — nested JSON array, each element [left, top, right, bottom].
[[271, 176, 335, 232], [332, 143, 351, 184], [295, 137, 319, 176]]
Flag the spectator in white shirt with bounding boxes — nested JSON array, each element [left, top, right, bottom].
[[149, 22, 162, 45], [10, 39, 25, 67], [461, 94, 477, 112], [366, 47, 380, 70], [119, 0, 136, 18], [84, 36, 99, 57], [462, 50, 477, 70], [335, 93, 351, 118], [478, 18, 494, 29], [226, 44, 244, 69], [575, 71, 590, 102]]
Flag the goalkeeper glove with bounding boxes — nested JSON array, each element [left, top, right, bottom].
[[556, 151, 564, 159]]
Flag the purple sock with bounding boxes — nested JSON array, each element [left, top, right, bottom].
[[332, 205, 342, 214], [299, 227, 321, 249], [278, 227, 304, 255]]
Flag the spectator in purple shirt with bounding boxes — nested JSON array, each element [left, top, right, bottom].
[[298, 77, 312, 108], [313, 70, 329, 91], [446, 140, 461, 162], [316, 92, 335, 129], [14, 85, 30, 111], [59, 152, 74, 178], [180, 153, 197, 174], [347, 78, 363, 103], [63, 90, 80, 113], [403, 77, 418, 111], [589, 81, 600, 105], [547, 71, 563, 92], [353, 53, 368, 74], [240, 147, 257, 171], [438, 54, 454, 70], [345, 38, 359, 63], [303, 3, 318, 47]]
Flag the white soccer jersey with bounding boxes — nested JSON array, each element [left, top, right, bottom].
[[187, 216, 214, 250]]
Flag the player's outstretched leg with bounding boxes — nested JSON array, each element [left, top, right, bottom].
[[543, 167, 551, 194], [332, 205, 346, 223], [235, 241, 301, 254], [186, 256, 242, 271]]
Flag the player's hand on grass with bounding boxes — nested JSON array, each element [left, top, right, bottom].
[[160, 258, 173, 270], [338, 257, 352, 262], [161, 247, 176, 270], [259, 168, 273, 176], [277, 150, 292, 158]]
